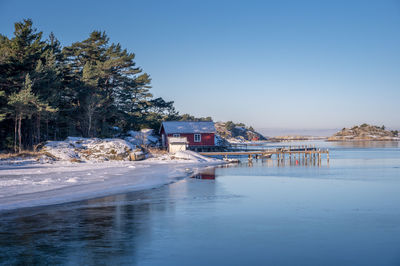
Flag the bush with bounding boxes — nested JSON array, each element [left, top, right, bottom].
[[225, 121, 235, 131]]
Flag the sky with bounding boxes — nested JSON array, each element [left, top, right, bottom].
[[1, 0, 399, 132]]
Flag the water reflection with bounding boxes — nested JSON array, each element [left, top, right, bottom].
[[0, 188, 174, 265], [220, 155, 329, 168], [0, 174, 226, 265], [0, 142, 399, 265], [236, 140, 400, 150], [191, 167, 216, 180], [331, 141, 399, 148]]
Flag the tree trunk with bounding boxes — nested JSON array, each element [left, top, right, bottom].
[[37, 112, 41, 144], [87, 101, 95, 137], [30, 118, 34, 150], [102, 117, 106, 137], [88, 112, 92, 137], [14, 113, 17, 153], [18, 114, 22, 153], [46, 117, 49, 141], [54, 117, 57, 140]]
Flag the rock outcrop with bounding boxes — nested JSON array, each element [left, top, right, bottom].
[[215, 122, 267, 142], [43, 137, 144, 162]]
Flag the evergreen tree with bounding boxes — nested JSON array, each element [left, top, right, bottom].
[[8, 74, 54, 152], [2, 19, 46, 94], [31, 39, 63, 142], [0, 19, 185, 151], [179, 114, 213, 122], [0, 19, 47, 150], [63, 31, 153, 135]]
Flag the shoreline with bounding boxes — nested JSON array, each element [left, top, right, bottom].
[[0, 157, 225, 212], [326, 138, 400, 142]]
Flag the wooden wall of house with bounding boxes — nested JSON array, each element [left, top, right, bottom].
[[167, 133, 215, 146]]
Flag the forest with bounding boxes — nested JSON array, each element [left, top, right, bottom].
[[0, 19, 208, 152]]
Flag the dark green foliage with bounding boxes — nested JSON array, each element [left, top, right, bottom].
[[7, 74, 55, 151], [178, 114, 213, 122], [0, 19, 181, 151], [224, 121, 252, 131], [0, 19, 49, 150], [225, 121, 235, 131]]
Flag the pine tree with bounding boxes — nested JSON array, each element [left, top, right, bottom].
[[0, 19, 181, 151], [63, 31, 153, 135], [5, 19, 45, 94], [0, 19, 48, 150], [7, 74, 48, 152]]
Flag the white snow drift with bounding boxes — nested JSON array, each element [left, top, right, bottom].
[[0, 141, 224, 211], [43, 137, 138, 161]]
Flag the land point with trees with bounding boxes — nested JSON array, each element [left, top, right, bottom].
[[0, 19, 206, 152], [0, 19, 262, 153]]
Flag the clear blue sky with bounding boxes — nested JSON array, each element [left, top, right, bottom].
[[1, 0, 399, 130]]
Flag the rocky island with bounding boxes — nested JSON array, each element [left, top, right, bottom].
[[327, 124, 399, 141]]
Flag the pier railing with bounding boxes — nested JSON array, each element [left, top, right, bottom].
[[199, 145, 329, 165]]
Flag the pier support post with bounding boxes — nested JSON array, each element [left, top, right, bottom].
[[318, 150, 321, 166], [327, 150, 330, 163]]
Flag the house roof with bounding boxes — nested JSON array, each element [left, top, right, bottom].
[[161, 121, 216, 134]]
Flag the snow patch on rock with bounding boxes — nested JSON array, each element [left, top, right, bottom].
[[43, 137, 137, 162]]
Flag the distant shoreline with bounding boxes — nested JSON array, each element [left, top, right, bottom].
[[326, 138, 400, 142], [268, 136, 327, 142]]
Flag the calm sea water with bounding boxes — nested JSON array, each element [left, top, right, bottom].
[[1, 141, 400, 266]]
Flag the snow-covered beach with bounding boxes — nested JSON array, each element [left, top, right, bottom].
[[0, 150, 224, 211]]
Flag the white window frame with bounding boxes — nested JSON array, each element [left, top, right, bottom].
[[194, 134, 201, 142], [173, 133, 180, 137]]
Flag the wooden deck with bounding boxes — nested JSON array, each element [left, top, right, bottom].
[[199, 145, 330, 164]]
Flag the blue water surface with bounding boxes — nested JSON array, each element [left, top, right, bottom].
[[0, 141, 399, 265]]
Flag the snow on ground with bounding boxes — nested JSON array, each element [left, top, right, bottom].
[[0, 151, 224, 211], [43, 137, 137, 161], [172, 150, 216, 162]]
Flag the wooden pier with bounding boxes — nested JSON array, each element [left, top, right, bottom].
[[199, 145, 329, 165]]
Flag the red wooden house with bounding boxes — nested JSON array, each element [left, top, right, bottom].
[[160, 121, 216, 152]]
